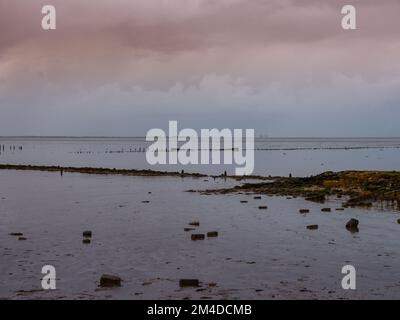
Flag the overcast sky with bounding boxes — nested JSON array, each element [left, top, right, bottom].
[[0, 0, 400, 136]]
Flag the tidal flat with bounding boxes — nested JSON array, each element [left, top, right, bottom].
[[1, 168, 400, 300]]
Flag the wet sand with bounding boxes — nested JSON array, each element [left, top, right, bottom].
[[1, 169, 400, 300]]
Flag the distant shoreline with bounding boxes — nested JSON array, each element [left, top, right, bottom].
[[0, 164, 207, 178], [1, 136, 400, 141]]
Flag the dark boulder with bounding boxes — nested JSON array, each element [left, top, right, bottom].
[[191, 234, 205, 241], [346, 218, 359, 232], [82, 230, 92, 238], [179, 279, 199, 287], [100, 274, 122, 287], [207, 231, 218, 238]]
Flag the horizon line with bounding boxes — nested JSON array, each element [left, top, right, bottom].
[[1, 136, 400, 140]]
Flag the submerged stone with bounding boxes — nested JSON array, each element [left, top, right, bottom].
[[346, 218, 359, 232], [207, 231, 218, 237], [100, 274, 122, 287], [179, 279, 199, 287], [10, 232, 23, 236], [191, 234, 205, 241], [82, 230, 92, 238]]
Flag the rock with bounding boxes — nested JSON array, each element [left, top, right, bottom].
[[397, 219, 400, 224], [100, 274, 122, 287], [189, 221, 200, 226], [253, 196, 261, 200], [299, 209, 310, 214], [258, 206, 268, 209], [305, 194, 325, 203], [82, 239, 91, 244], [10, 232, 23, 236], [346, 218, 359, 232], [142, 200, 150, 203], [191, 234, 205, 241], [18, 237, 27, 241], [306, 225, 318, 230], [321, 208, 331, 212], [207, 231, 218, 238], [82, 230, 92, 238], [179, 279, 199, 287], [335, 208, 345, 211], [240, 200, 248, 203], [184, 228, 195, 232]]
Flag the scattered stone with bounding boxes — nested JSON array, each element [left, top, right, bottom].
[[184, 228, 195, 232], [142, 200, 150, 203], [207, 231, 218, 238], [82, 239, 91, 244], [258, 206, 268, 210], [189, 221, 200, 226], [299, 209, 309, 214], [240, 200, 248, 203], [179, 279, 199, 287], [18, 237, 27, 241], [100, 274, 122, 287], [82, 230, 92, 238], [306, 225, 318, 230], [191, 234, 205, 241], [321, 208, 331, 212], [253, 196, 261, 200], [336, 208, 345, 211], [346, 218, 359, 232], [10, 233, 23, 236]]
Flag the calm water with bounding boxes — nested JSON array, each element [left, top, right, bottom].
[[1, 138, 400, 299], [1, 137, 400, 176], [1, 170, 400, 299]]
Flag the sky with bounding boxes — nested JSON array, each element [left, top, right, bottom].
[[0, 0, 400, 137]]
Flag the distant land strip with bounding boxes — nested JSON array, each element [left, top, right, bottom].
[[0, 163, 273, 180], [0, 164, 207, 178]]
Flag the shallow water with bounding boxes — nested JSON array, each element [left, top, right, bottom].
[[1, 137, 400, 176], [1, 170, 400, 299]]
